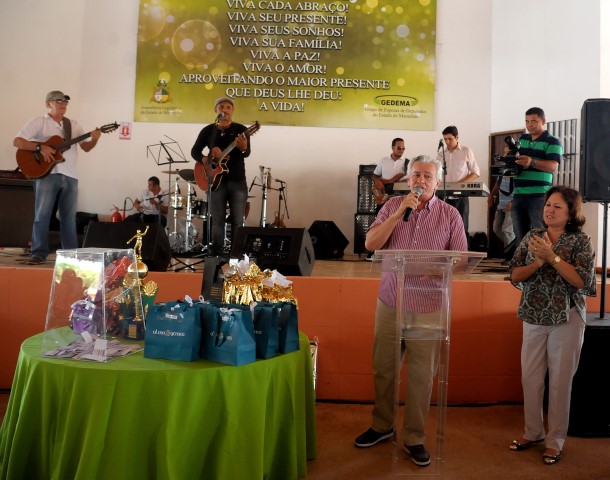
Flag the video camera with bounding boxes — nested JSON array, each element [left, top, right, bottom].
[[490, 136, 523, 177]]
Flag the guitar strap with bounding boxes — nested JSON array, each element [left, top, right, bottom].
[[63, 117, 72, 142]]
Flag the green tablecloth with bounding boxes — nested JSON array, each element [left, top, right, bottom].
[[0, 332, 316, 480]]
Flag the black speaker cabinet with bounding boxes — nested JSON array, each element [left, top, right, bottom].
[[308, 220, 349, 259], [580, 98, 610, 202], [568, 319, 610, 436], [83, 222, 171, 272], [230, 227, 315, 276], [0, 178, 34, 247]]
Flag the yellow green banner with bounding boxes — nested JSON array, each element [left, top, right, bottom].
[[135, 0, 437, 129]]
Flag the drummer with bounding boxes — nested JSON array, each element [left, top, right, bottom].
[[124, 176, 168, 227]]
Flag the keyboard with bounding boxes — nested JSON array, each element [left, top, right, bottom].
[[393, 181, 490, 197]]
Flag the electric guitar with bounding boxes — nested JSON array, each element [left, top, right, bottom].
[[271, 211, 286, 228], [194, 121, 261, 192], [16, 122, 119, 179]]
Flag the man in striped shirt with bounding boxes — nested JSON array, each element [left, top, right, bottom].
[[511, 107, 562, 248], [354, 155, 467, 467]]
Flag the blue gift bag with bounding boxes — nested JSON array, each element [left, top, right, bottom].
[[200, 304, 256, 366], [277, 302, 300, 353], [251, 302, 280, 359], [144, 302, 202, 362]]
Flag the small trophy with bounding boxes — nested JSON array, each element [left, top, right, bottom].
[[123, 226, 158, 340]]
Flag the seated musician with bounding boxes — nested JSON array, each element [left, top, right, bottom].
[[125, 176, 168, 227]]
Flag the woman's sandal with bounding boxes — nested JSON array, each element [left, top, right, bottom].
[[543, 451, 562, 465], [509, 438, 544, 451]]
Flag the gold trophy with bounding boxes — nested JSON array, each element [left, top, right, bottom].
[[124, 226, 158, 340]]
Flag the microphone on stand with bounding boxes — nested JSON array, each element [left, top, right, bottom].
[[275, 179, 286, 184], [438, 139, 444, 151], [215, 113, 224, 123], [403, 186, 423, 222]]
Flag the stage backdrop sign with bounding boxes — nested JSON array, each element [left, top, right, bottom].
[[134, 0, 437, 130]]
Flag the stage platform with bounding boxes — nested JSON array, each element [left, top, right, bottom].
[[1, 248, 607, 405]]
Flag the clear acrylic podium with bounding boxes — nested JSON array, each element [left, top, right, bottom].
[[372, 249, 485, 476]]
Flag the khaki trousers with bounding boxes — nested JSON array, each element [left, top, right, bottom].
[[521, 308, 585, 451], [371, 299, 440, 446]]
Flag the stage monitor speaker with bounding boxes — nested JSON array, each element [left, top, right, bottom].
[[230, 227, 315, 276], [580, 98, 610, 202], [568, 320, 610, 437], [308, 220, 349, 259], [83, 222, 171, 272]]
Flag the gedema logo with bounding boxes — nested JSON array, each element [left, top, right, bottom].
[[153, 329, 186, 337], [374, 95, 419, 107]]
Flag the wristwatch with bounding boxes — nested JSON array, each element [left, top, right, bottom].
[[551, 255, 561, 265], [530, 159, 537, 169]]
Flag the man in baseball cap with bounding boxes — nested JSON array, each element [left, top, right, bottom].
[[214, 96, 234, 108], [191, 95, 250, 255], [14, 89, 101, 264], [45, 91, 71, 103]]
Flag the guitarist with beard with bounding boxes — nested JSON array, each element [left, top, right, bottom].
[[191, 97, 250, 255], [13, 90, 102, 265]]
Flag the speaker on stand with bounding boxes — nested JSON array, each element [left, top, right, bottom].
[[579, 98, 609, 322]]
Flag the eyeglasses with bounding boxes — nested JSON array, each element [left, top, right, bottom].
[[54, 99, 69, 105], [394, 147, 405, 150]]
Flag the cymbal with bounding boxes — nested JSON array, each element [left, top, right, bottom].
[[161, 169, 181, 174], [179, 169, 195, 182]]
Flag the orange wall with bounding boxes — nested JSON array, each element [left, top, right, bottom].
[[1, 267, 608, 405]]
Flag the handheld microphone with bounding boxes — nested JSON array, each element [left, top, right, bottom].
[[438, 139, 444, 150], [403, 186, 423, 222], [215, 113, 224, 122]]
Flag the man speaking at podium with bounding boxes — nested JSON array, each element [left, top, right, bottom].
[[354, 155, 467, 467]]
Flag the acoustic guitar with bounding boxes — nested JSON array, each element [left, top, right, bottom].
[[372, 186, 388, 205], [16, 122, 119, 179], [17, 122, 119, 178], [194, 121, 261, 192]]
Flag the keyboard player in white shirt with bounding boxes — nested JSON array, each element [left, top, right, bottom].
[[436, 125, 480, 237]]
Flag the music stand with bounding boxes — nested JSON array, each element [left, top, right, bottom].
[[147, 135, 189, 191], [147, 136, 190, 270]]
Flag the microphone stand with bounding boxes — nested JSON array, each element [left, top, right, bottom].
[[439, 142, 448, 202], [250, 166, 272, 227], [203, 116, 221, 256]]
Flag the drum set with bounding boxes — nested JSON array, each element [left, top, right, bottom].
[[163, 168, 207, 254]]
